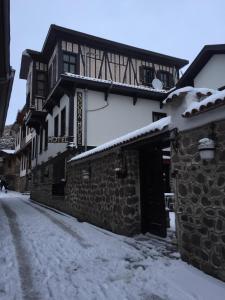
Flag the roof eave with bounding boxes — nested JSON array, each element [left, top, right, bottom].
[[42, 24, 188, 68]]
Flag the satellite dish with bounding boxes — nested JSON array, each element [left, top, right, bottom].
[[152, 78, 163, 90]]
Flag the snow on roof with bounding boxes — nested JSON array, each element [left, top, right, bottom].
[[0, 149, 15, 154], [70, 116, 171, 163], [183, 90, 225, 117], [163, 86, 217, 104], [64, 73, 170, 93]]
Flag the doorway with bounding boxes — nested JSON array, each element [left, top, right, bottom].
[[139, 145, 167, 237]]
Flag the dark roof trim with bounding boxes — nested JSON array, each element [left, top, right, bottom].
[[43, 75, 168, 110], [20, 49, 46, 79], [177, 44, 225, 88], [41, 25, 188, 68]]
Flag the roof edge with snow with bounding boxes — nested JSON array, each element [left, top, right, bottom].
[[163, 87, 217, 104], [69, 116, 171, 163], [182, 90, 225, 117]]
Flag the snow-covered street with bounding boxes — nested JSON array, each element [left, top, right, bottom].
[[0, 192, 225, 300]]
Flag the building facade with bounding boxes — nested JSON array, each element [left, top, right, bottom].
[[18, 24, 188, 202], [12, 107, 32, 192], [177, 44, 225, 90]]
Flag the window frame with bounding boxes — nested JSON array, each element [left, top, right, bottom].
[[152, 112, 167, 122], [36, 71, 47, 98], [54, 115, 59, 137], [156, 70, 174, 89], [63, 51, 77, 74], [60, 107, 66, 137], [140, 66, 155, 86]]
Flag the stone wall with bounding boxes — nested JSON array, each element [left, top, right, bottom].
[[66, 150, 141, 236], [172, 119, 225, 281], [30, 151, 74, 213]]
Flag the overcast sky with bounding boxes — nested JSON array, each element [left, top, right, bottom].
[[6, 0, 225, 124]]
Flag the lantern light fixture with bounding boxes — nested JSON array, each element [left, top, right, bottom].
[[198, 138, 215, 160]]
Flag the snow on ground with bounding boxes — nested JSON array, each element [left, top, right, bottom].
[[0, 191, 225, 300]]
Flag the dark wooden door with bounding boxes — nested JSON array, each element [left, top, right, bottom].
[[140, 147, 167, 237]]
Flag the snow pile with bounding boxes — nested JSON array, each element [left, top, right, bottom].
[[1, 149, 15, 154], [70, 116, 171, 162], [183, 89, 225, 117], [164, 86, 217, 104], [1, 192, 225, 300], [64, 72, 169, 93]]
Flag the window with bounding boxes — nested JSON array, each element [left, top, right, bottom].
[[36, 71, 47, 97], [61, 107, 66, 136], [152, 112, 167, 122], [157, 71, 174, 89], [44, 121, 48, 150], [63, 52, 77, 74], [48, 64, 53, 90], [39, 128, 43, 154], [140, 66, 155, 86], [54, 115, 59, 137]]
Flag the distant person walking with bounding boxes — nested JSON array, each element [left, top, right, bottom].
[[1, 179, 8, 193]]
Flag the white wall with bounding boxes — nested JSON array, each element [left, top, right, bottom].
[[194, 54, 225, 89], [33, 94, 70, 166], [32, 89, 168, 167], [85, 90, 168, 146]]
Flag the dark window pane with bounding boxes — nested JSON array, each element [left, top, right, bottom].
[[64, 63, 69, 72], [157, 71, 174, 89], [54, 115, 59, 137], [63, 54, 69, 62], [70, 64, 75, 74], [45, 121, 48, 150], [61, 108, 66, 136], [70, 55, 76, 63], [152, 112, 167, 122]]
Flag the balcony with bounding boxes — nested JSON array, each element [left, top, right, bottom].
[[25, 110, 47, 134]]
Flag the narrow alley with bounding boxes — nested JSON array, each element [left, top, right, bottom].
[[0, 192, 225, 300]]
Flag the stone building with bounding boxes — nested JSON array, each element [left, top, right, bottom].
[[63, 87, 225, 282], [164, 87, 225, 282]]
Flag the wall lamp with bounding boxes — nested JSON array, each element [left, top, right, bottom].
[[198, 138, 215, 160]]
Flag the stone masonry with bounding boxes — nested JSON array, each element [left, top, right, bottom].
[[171, 119, 225, 281], [66, 149, 141, 236]]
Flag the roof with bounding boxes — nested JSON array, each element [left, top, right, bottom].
[[182, 90, 225, 117], [44, 25, 188, 66], [69, 116, 171, 163], [163, 87, 216, 104], [177, 44, 225, 87], [20, 24, 188, 79]]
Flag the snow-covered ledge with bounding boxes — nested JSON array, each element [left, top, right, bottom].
[[164, 87, 225, 132]]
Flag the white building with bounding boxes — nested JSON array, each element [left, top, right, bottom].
[[18, 24, 188, 198]]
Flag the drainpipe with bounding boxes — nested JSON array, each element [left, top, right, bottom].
[[84, 88, 88, 151]]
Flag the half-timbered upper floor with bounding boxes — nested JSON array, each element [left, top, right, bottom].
[[19, 25, 188, 111]]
